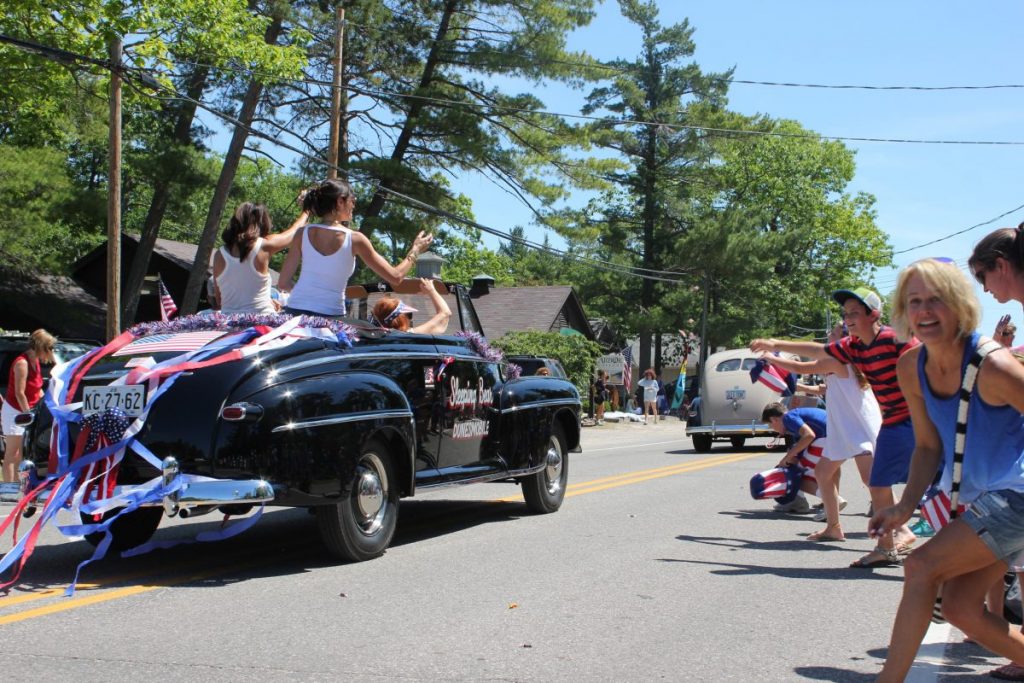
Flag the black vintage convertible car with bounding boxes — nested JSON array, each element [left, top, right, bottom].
[[12, 283, 581, 566]]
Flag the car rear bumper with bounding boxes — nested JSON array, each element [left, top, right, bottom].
[[9, 459, 274, 517], [685, 421, 776, 438]]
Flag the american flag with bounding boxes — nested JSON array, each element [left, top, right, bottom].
[[112, 331, 227, 357], [919, 488, 965, 532], [622, 344, 633, 391], [158, 279, 178, 321], [749, 356, 796, 396]]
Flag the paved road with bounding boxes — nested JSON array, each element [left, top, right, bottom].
[[0, 417, 1010, 681]]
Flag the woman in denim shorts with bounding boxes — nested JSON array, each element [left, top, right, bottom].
[[870, 258, 1024, 682]]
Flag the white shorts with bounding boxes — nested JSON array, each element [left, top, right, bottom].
[[1, 399, 27, 437]]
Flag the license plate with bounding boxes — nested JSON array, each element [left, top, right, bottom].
[[725, 389, 746, 400], [83, 385, 147, 417]]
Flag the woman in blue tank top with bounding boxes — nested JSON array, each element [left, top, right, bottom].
[[871, 258, 1024, 682]]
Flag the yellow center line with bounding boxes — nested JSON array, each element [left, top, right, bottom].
[[566, 452, 764, 497], [0, 450, 768, 624], [0, 558, 266, 626], [566, 452, 757, 489], [495, 451, 766, 502], [0, 555, 257, 609]]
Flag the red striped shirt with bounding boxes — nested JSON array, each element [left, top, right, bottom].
[[824, 326, 918, 426]]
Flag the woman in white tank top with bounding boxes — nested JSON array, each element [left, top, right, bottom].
[[278, 179, 433, 317], [213, 201, 308, 314]]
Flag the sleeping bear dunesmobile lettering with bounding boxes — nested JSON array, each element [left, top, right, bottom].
[[452, 418, 490, 440], [447, 376, 494, 409]]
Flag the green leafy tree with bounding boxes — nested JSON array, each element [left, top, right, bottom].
[[277, 0, 609, 251], [0, 145, 104, 272], [569, 0, 730, 371], [492, 330, 602, 396]]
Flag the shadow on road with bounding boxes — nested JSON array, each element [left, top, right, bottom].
[[657, 557, 903, 582], [0, 498, 530, 596]]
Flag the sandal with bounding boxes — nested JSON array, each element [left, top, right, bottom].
[[849, 545, 903, 568], [807, 529, 846, 542]]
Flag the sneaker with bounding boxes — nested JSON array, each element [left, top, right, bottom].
[[812, 497, 848, 522], [773, 495, 811, 514]]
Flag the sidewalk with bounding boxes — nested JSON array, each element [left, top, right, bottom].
[[582, 411, 687, 429]]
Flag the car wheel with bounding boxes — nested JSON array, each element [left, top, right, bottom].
[[692, 434, 712, 453], [316, 439, 399, 562], [81, 507, 163, 552], [730, 436, 746, 450], [522, 424, 568, 514]]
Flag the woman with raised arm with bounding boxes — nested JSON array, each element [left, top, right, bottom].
[[278, 179, 433, 318], [369, 278, 451, 335], [871, 258, 1024, 682], [213, 199, 308, 314]]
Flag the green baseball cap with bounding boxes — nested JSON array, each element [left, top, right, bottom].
[[832, 287, 882, 314]]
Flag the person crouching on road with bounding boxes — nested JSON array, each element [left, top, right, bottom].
[[871, 257, 1024, 682], [762, 402, 826, 519]]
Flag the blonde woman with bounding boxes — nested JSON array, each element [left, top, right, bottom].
[[872, 258, 1024, 681], [2, 329, 56, 483]]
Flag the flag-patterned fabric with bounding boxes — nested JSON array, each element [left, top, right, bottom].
[[920, 488, 966, 531], [622, 345, 633, 392], [749, 356, 796, 396], [113, 331, 227, 356], [796, 440, 825, 486], [749, 465, 803, 503], [158, 279, 178, 322]]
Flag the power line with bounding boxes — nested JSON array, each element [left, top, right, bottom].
[[147, 58, 1024, 147], [114, 72, 698, 285], [891, 201, 1024, 255], [720, 77, 1024, 92], [0, 33, 698, 283]]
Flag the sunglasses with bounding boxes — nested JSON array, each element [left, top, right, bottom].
[[1001, 331, 1015, 337]]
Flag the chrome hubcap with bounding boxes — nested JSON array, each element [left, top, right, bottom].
[[354, 453, 388, 534], [544, 439, 563, 495]]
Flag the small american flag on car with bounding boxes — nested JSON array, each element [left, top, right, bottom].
[[112, 331, 227, 356], [158, 278, 178, 321]]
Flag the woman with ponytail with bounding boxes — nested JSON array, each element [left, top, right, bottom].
[[278, 179, 433, 318], [213, 198, 309, 314], [969, 223, 1024, 307]]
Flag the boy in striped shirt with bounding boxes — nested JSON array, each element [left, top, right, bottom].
[[751, 287, 919, 568]]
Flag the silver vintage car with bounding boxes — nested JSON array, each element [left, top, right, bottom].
[[685, 348, 812, 452]]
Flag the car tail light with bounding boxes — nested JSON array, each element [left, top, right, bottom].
[[220, 402, 263, 422]]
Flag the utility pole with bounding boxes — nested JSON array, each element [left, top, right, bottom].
[[698, 271, 710, 370], [106, 35, 123, 341], [326, 6, 345, 179]]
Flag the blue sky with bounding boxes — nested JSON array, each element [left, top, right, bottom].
[[458, 1, 1024, 336]]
